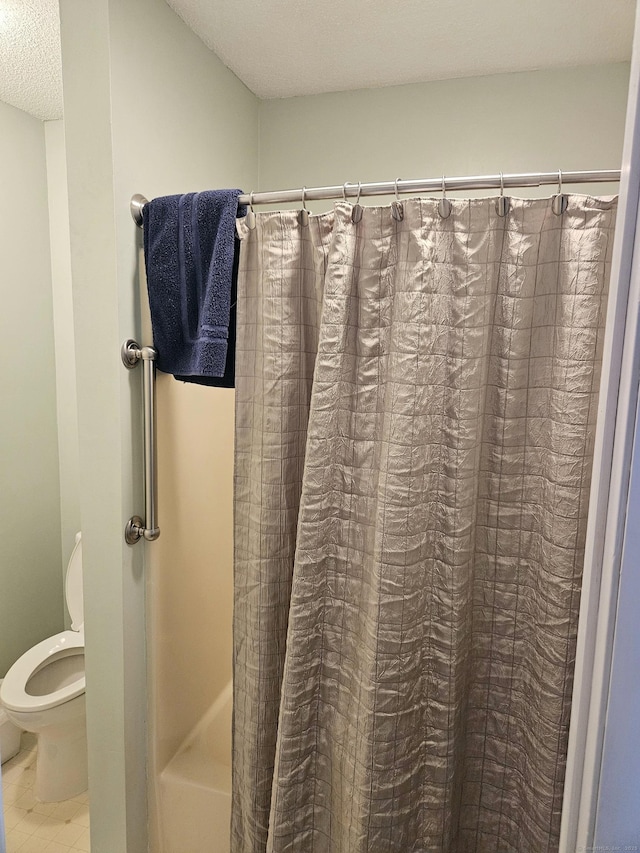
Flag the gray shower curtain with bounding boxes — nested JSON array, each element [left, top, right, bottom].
[[232, 196, 617, 853]]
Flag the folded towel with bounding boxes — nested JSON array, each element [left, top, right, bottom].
[[142, 189, 246, 386]]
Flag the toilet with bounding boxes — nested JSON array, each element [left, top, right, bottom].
[[0, 532, 87, 802]]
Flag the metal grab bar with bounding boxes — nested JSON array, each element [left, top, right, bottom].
[[122, 339, 160, 544]]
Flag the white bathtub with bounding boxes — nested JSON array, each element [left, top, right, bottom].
[[159, 681, 232, 853]]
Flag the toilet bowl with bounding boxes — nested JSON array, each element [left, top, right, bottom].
[[0, 680, 22, 764], [0, 533, 87, 802]]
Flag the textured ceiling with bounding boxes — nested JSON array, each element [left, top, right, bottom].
[[166, 0, 636, 99], [0, 0, 62, 120], [0, 0, 635, 121]]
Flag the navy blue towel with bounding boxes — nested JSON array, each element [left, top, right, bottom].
[[142, 190, 246, 387]]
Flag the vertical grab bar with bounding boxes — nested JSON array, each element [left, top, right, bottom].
[[122, 339, 160, 543]]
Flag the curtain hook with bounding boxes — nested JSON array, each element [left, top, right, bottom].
[[496, 171, 510, 217], [391, 177, 404, 222], [552, 169, 568, 216], [352, 181, 363, 223], [298, 186, 310, 226], [438, 174, 452, 219], [342, 182, 350, 202], [247, 190, 256, 230]]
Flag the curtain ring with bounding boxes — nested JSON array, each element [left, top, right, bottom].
[[352, 181, 363, 223], [496, 171, 510, 217], [552, 168, 568, 216], [392, 177, 404, 222], [298, 186, 310, 226], [438, 174, 452, 219], [246, 190, 256, 230]]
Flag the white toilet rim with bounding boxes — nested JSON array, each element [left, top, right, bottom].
[[0, 630, 85, 713]]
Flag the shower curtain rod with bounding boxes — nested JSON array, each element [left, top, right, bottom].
[[130, 170, 621, 224], [236, 170, 621, 206]]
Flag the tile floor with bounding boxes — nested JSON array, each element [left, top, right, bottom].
[[2, 733, 90, 852]]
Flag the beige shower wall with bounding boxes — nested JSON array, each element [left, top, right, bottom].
[[152, 379, 235, 768], [258, 64, 629, 208]]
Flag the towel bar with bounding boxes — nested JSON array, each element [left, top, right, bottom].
[[122, 339, 160, 544]]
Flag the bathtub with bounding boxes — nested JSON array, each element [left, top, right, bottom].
[[159, 681, 232, 853]]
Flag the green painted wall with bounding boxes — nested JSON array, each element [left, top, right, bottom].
[[259, 64, 629, 209], [0, 99, 64, 677]]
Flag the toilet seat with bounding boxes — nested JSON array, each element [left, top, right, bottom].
[[0, 631, 85, 713], [0, 533, 86, 715]]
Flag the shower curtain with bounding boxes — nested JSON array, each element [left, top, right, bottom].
[[232, 196, 617, 853]]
